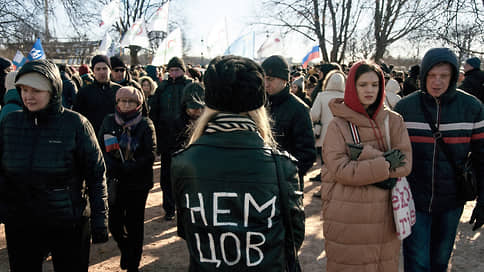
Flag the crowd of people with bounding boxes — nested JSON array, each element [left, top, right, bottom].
[[0, 47, 483, 272]]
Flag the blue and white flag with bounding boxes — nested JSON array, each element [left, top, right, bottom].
[[12, 50, 27, 71], [224, 32, 255, 59], [27, 38, 46, 61]]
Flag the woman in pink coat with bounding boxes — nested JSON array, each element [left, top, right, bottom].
[[321, 60, 412, 271]]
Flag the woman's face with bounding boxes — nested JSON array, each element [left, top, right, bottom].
[[20, 85, 51, 112], [356, 71, 379, 109], [142, 80, 151, 95], [117, 98, 139, 113]]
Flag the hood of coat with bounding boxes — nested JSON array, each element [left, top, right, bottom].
[[343, 61, 386, 120], [420, 47, 458, 100], [329, 97, 387, 128], [15, 59, 63, 114], [385, 79, 400, 95]]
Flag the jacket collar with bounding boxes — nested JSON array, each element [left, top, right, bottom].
[[268, 85, 290, 106], [193, 130, 265, 149], [329, 97, 387, 127]]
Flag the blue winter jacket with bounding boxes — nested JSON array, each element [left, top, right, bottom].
[[394, 48, 484, 213]]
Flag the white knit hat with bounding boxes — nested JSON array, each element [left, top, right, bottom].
[[385, 79, 401, 94], [324, 72, 345, 92]]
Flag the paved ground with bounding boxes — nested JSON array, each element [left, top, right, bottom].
[[0, 161, 483, 271]]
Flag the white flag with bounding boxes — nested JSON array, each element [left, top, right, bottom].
[[147, 2, 169, 32], [152, 28, 183, 65], [205, 20, 229, 58], [100, 0, 120, 27], [120, 18, 150, 49], [257, 34, 284, 58], [97, 33, 112, 55]]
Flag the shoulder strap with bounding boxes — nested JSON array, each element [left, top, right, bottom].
[[348, 121, 361, 144], [419, 93, 462, 174], [271, 150, 299, 270]]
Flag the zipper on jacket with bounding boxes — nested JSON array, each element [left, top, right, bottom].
[[428, 98, 441, 213]]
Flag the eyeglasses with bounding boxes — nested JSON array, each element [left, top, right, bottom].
[[118, 99, 138, 106], [113, 68, 126, 72]]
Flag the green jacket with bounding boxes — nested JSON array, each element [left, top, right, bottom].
[[171, 130, 305, 271]]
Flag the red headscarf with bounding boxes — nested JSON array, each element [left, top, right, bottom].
[[343, 60, 386, 119]]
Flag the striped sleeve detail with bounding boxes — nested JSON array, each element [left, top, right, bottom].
[[404, 121, 481, 144], [405, 122, 475, 131], [409, 136, 471, 144]]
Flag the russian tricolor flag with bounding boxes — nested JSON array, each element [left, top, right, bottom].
[[104, 134, 120, 152], [302, 45, 320, 68]]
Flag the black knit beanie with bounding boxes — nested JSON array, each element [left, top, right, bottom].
[[261, 55, 289, 81], [110, 56, 126, 68], [167, 57, 186, 72], [204, 55, 266, 113], [91, 55, 111, 69]]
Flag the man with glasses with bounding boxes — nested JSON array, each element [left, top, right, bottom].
[[110, 56, 142, 91], [150, 56, 192, 221], [74, 55, 122, 135]]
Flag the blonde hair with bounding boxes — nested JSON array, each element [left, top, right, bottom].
[[188, 107, 276, 148]]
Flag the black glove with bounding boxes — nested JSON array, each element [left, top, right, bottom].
[[383, 149, 406, 170], [347, 143, 363, 160], [91, 227, 109, 244], [469, 205, 484, 231], [372, 178, 397, 190]]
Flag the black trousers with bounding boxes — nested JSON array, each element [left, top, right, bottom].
[[5, 217, 90, 272], [109, 186, 149, 270], [160, 151, 175, 215]]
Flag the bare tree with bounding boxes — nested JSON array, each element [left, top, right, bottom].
[[371, 0, 442, 62], [258, 0, 363, 63], [426, 0, 484, 61]]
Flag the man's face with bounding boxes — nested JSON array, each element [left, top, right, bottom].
[[426, 63, 452, 98], [265, 76, 287, 96], [463, 63, 473, 73], [93, 62, 110, 83], [168, 67, 184, 80], [111, 66, 126, 82]]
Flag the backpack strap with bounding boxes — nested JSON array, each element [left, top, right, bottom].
[[348, 121, 361, 144]]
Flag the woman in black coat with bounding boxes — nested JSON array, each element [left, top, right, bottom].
[[98, 86, 157, 272], [0, 59, 108, 271]]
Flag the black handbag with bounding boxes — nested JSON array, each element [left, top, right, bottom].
[[420, 93, 478, 201], [271, 150, 302, 272]]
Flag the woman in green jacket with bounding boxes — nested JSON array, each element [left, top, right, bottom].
[[171, 55, 305, 272]]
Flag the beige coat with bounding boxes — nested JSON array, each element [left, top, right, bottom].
[[321, 98, 412, 272]]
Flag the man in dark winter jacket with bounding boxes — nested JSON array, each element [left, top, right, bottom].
[[394, 48, 484, 272], [459, 57, 484, 103], [0, 59, 109, 271], [262, 55, 316, 187], [402, 64, 420, 96], [73, 55, 121, 134], [110, 56, 142, 91], [149, 56, 192, 220], [0, 57, 12, 107]]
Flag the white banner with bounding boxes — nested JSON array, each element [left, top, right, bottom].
[[147, 2, 169, 32], [100, 0, 120, 27], [152, 28, 183, 65], [120, 18, 150, 49]]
